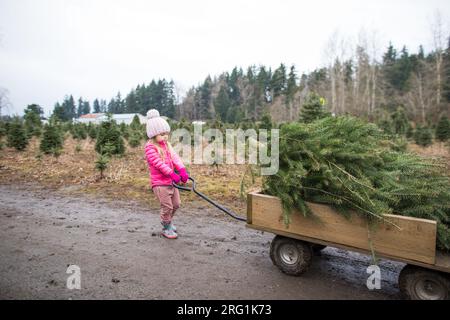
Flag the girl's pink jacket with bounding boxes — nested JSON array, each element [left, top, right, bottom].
[[144, 140, 185, 188]]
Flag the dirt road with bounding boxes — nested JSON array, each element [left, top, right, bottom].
[[0, 183, 404, 299]]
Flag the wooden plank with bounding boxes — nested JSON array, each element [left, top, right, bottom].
[[246, 193, 253, 224], [248, 192, 437, 265]]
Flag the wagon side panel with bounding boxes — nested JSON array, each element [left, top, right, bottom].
[[248, 192, 437, 265]]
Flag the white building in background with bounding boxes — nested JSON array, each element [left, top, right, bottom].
[[108, 113, 147, 125], [74, 113, 147, 125], [75, 113, 105, 124]]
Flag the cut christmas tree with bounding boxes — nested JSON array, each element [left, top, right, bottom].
[[262, 116, 450, 251]]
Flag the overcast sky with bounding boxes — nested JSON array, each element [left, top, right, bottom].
[[1, 0, 449, 117]]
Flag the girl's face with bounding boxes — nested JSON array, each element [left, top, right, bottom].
[[155, 132, 169, 142]]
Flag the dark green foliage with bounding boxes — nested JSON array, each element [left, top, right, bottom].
[[435, 116, 450, 142], [414, 125, 433, 146], [95, 117, 125, 156], [87, 123, 97, 140], [52, 95, 76, 121], [130, 115, 141, 130], [23, 104, 43, 138], [271, 63, 287, 97], [40, 118, 64, 155], [262, 116, 450, 251], [128, 130, 142, 148], [214, 85, 231, 121], [7, 120, 29, 151], [259, 113, 273, 130], [406, 123, 414, 139], [119, 123, 127, 137], [391, 107, 409, 135], [300, 93, 330, 123], [377, 117, 393, 135], [93, 99, 101, 113], [71, 123, 87, 140], [77, 98, 90, 117], [95, 153, 109, 179], [0, 122, 6, 139]]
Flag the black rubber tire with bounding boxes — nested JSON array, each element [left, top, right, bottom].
[[311, 244, 327, 254], [399, 265, 450, 300], [269, 235, 313, 276]]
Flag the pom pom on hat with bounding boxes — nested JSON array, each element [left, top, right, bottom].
[[146, 109, 171, 138], [147, 109, 160, 119]]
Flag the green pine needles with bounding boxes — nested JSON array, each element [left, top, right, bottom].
[[262, 116, 450, 251]]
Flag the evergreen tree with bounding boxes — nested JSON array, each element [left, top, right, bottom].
[[214, 85, 231, 121], [259, 113, 273, 130], [82, 101, 90, 115], [23, 104, 42, 137], [406, 123, 414, 139], [286, 65, 297, 102], [95, 153, 109, 179], [257, 66, 271, 103], [40, 116, 64, 155], [414, 125, 433, 146], [71, 123, 87, 140], [0, 122, 6, 140], [198, 76, 212, 119], [300, 93, 330, 123], [77, 97, 84, 117], [128, 130, 142, 148], [391, 107, 409, 135], [271, 63, 287, 97], [115, 92, 124, 113], [65, 95, 76, 120], [263, 116, 450, 251], [378, 118, 394, 135], [107, 98, 116, 114], [228, 67, 242, 106], [53, 95, 76, 121], [87, 122, 97, 140], [93, 99, 101, 113], [396, 46, 413, 92], [7, 119, 28, 151], [130, 114, 141, 131], [95, 115, 125, 155], [125, 90, 138, 113], [52, 102, 65, 121], [435, 115, 450, 142], [100, 99, 107, 113]]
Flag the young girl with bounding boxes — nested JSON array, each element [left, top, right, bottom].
[[144, 109, 189, 239]]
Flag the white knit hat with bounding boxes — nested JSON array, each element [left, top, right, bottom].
[[146, 109, 171, 138]]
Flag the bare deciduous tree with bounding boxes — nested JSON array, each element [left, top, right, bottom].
[[430, 10, 446, 107], [0, 87, 11, 118]]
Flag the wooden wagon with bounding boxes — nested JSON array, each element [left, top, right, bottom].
[[246, 192, 450, 300]]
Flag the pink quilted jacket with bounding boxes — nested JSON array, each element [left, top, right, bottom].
[[144, 140, 185, 188]]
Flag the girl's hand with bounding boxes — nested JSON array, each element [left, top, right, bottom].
[[179, 168, 189, 183], [170, 172, 181, 184]]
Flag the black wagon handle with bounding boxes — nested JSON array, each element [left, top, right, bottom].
[[173, 176, 247, 222], [172, 176, 195, 191]]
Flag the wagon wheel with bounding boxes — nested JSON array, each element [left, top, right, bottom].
[[399, 264, 450, 300], [270, 235, 313, 276], [311, 244, 327, 254]]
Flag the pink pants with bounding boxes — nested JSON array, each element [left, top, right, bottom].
[[153, 186, 180, 224]]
